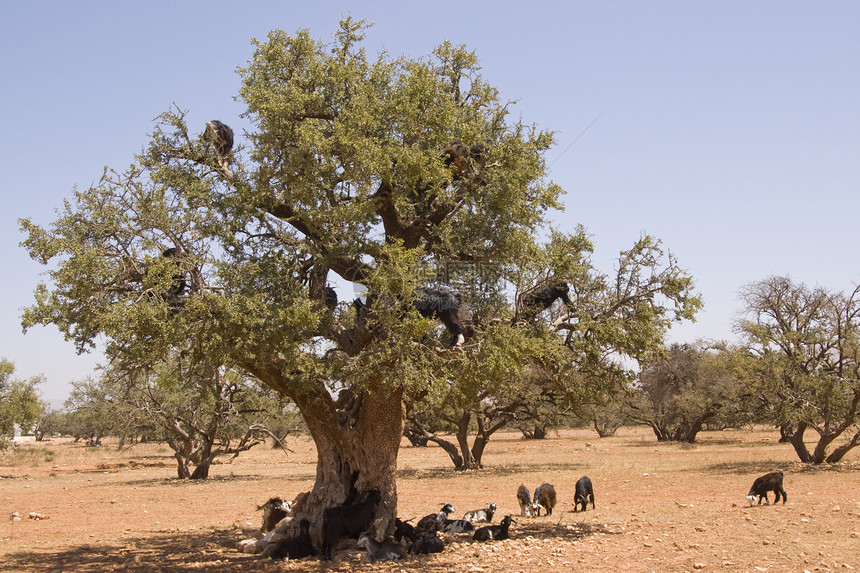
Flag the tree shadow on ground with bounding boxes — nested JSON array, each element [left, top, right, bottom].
[[2, 523, 608, 573], [397, 461, 586, 480]]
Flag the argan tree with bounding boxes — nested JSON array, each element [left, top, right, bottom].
[[20, 19, 699, 541], [737, 276, 860, 463], [627, 341, 745, 443]]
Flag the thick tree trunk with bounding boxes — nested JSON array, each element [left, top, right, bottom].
[[788, 421, 814, 463], [825, 428, 860, 463], [290, 383, 405, 549]]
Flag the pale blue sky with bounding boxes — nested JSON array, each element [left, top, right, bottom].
[[3, 1, 859, 402]]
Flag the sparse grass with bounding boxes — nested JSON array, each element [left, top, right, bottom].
[[0, 427, 857, 573]]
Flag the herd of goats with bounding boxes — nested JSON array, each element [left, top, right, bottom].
[[241, 471, 786, 563]]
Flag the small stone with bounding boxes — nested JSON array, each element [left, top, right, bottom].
[[693, 563, 706, 570]]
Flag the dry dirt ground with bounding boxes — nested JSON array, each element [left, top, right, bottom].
[[1, 427, 858, 573]]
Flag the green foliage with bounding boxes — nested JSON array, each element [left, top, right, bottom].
[[626, 342, 749, 443], [737, 276, 860, 463], [0, 358, 46, 448], [19, 18, 701, 481]]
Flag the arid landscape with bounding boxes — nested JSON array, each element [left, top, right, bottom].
[[1, 427, 858, 572]]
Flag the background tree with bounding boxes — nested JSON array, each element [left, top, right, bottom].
[[0, 358, 46, 448], [737, 276, 860, 463], [19, 19, 699, 540], [626, 341, 745, 443]]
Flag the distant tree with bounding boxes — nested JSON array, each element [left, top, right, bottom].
[[627, 341, 745, 443], [87, 357, 298, 479], [0, 358, 46, 448], [737, 276, 860, 463]]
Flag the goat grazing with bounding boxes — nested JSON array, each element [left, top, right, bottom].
[[747, 471, 787, 506], [417, 502, 455, 531], [258, 497, 292, 533], [322, 488, 382, 560], [473, 514, 514, 541], [269, 518, 316, 560], [517, 484, 532, 517], [410, 529, 445, 554], [356, 532, 407, 563], [574, 476, 595, 512], [463, 503, 497, 524], [533, 483, 557, 516]]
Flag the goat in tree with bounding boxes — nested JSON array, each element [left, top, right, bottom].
[[204, 120, 234, 175], [519, 281, 573, 321]]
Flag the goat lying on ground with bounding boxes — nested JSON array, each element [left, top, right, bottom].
[[747, 471, 787, 506], [533, 483, 557, 516], [417, 503, 455, 531], [463, 503, 497, 523], [393, 518, 417, 543], [473, 515, 514, 541], [258, 497, 293, 533], [574, 476, 595, 512], [269, 518, 316, 560], [356, 532, 407, 562], [322, 488, 381, 560], [442, 518, 474, 533], [409, 530, 445, 554]]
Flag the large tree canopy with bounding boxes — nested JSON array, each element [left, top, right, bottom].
[[20, 19, 700, 546], [737, 275, 860, 463]]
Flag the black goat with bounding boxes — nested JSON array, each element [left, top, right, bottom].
[[356, 532, 407, 562], [324, 286, 338, 310], [533, 483, 557, 516], [574, 476, 595, 512], [269, 518, 316, 560], [473, 514, 514, 541], [161, 247, 188, 306], [409, 529, 445, 554], [520, 282, 572, 320], [258, 497, 292, 533], [413, 287, 465, 347], [393, 517, 417, 543], [322, 488, 381, 560], [747, 471, 787, 505], [417, 503, 455, 531], [463, 503, 497, 524]]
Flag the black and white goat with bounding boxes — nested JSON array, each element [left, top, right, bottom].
[[473, 514, 514, 541], [258, 497, 293, 533], [409, 530, 445, 554], [463, 503, 497, 524], [417, 503, 455, 531], [533, 483, 557, 516], [574, 476, 595, 512], [321, 488, 381, 560], [356, 532, 407, 563], [442, 517, 474, 533], [747, 471, 787, 506]]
